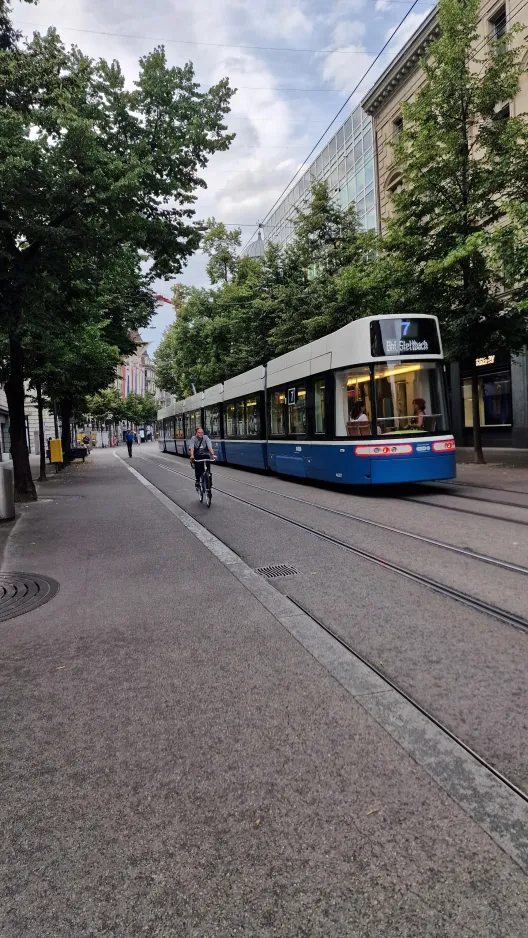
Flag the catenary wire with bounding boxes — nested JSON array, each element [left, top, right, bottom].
[[240, 0, 425, 251], [254, 0, 528, 243], [14, 20, 412, 56]]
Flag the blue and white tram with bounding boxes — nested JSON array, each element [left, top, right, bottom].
[[157, 315, 456, 485]]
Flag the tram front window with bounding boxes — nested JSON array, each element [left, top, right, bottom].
[[374, 361, 448, 435]]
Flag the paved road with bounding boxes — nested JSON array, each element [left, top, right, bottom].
[[1, 448, 527, 937], [132, 446, 528, 794]]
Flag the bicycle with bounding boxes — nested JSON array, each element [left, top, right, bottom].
[[194, 458, 213, 508]]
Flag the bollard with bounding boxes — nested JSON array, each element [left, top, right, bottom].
[[0, 463, 15, 521]]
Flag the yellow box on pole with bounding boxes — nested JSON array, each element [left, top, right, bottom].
[[50, 439, 63, 463]]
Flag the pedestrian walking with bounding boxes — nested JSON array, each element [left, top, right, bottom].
[[125, 429, 134, 458]]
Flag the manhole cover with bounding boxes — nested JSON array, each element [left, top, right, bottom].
[[0, 573, 59, 623], [256, 564, 299, 579]]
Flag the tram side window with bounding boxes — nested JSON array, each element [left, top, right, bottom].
[[205, 405, 221, 438], [288, 385, 307, 435], [314, 379, 325, 434], [235, 399, 246, 436], [225, 402, 236, 437], [246, 397, 261, 436], [374, 361, 448, 434], [187, 411, 199, 436], [270, 389, 287, 435], [335, 367, 372, 437], [176, 415, 184, 439]]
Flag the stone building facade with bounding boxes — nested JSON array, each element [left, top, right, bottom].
[[362, 0, 528, 448]]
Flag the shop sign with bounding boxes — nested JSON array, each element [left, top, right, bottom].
[[475, 355, 495, 367]]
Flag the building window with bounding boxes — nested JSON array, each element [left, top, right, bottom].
[[490, 4, 507, 40], [394, 116, 404, 141], [463, 370, 512, 428]]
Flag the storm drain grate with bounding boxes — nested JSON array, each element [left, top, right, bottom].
[[0, 573, 60, 623], [256, 564, 299, 579]]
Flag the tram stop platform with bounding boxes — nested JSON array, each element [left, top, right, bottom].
[[1, 447, 527, 937]]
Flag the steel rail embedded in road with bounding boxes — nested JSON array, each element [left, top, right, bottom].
[[155, 460, 528, 577], [286, 595, 528, 806], [150, 458, 528, 635], [399, 494, 528, 526]]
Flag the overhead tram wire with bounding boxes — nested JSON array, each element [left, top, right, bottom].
[[240, 0, 423, 253], [217, 0, 528, 246], [252, 0, 528, 247], [14, 21, 400, 56]]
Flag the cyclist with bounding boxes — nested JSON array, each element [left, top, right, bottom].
[[189, 427, 216, 491]]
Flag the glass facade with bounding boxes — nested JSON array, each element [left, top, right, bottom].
[[260, 106, 377, 249], [463, 370, 512, 428]]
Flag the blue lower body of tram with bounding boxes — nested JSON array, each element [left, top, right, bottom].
[[158, 434, 456, 484]]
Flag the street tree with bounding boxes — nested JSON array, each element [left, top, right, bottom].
[[139, 392, 158, 426], [85, 388, 126, 430], [154, 184, 376, 396], [0, 0, 36, 52], [385, 0, 528, 462], [202, 219, 241, 284], [0, 22, 235, 498]]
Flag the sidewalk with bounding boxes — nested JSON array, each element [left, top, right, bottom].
[[456, 447, 528, 488], [1, 449, 527, 937]]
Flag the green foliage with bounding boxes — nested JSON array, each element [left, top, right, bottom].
[[202, 218, 242, 284], [385, 0, 528, 362], [85, 388, 126, 424], [0, 13, 235, 494], [380, 0, 528, 460], [155, 183, 375, 396], [0, 0, 37, 52]]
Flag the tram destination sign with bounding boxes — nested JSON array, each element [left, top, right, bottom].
[[370, 318, 441, 358]]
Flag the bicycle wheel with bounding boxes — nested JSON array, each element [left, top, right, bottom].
[[205, 487, 212, 508], [198, 478, 204, 502]]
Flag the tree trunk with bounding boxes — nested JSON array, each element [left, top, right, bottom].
[[36, 381, 47, 482], [53, 399, 59, 438], [60, 398, 73, 459], [471, 364, 485, 464], [5, 334, 37, 501]]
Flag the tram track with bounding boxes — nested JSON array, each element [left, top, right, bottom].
[[153, 451, 528, 528], [284, 594, 528, 807], [412, 484, 528, 512], [150, 455, 528, 575], [438, 480, 528, 497], [122, 453, 528, 852], [149, 458, 528, 635], [398, 495, 528, 526]]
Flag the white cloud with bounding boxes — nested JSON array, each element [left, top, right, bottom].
[[321, 44, 374, 96], [331, 18, 367, 47], [385, 9, 434, 56], [375, 0, 390, 11], [14, 0, 395, 350]]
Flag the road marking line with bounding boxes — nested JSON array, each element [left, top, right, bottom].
[[114, 450, 528, 874]]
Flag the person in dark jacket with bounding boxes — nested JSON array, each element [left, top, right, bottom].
[[125, 429, 135, 457]]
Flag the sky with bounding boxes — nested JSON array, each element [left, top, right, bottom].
[[13, 0, 433, 353]]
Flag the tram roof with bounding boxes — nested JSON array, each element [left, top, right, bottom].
[[158, 315, 443, 418], [223, 365, 265, 400], [266, 314, 442, 389]]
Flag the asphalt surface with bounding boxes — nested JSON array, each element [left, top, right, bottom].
[[135, 447, 528, 794], [1, 447, 528, 936]]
